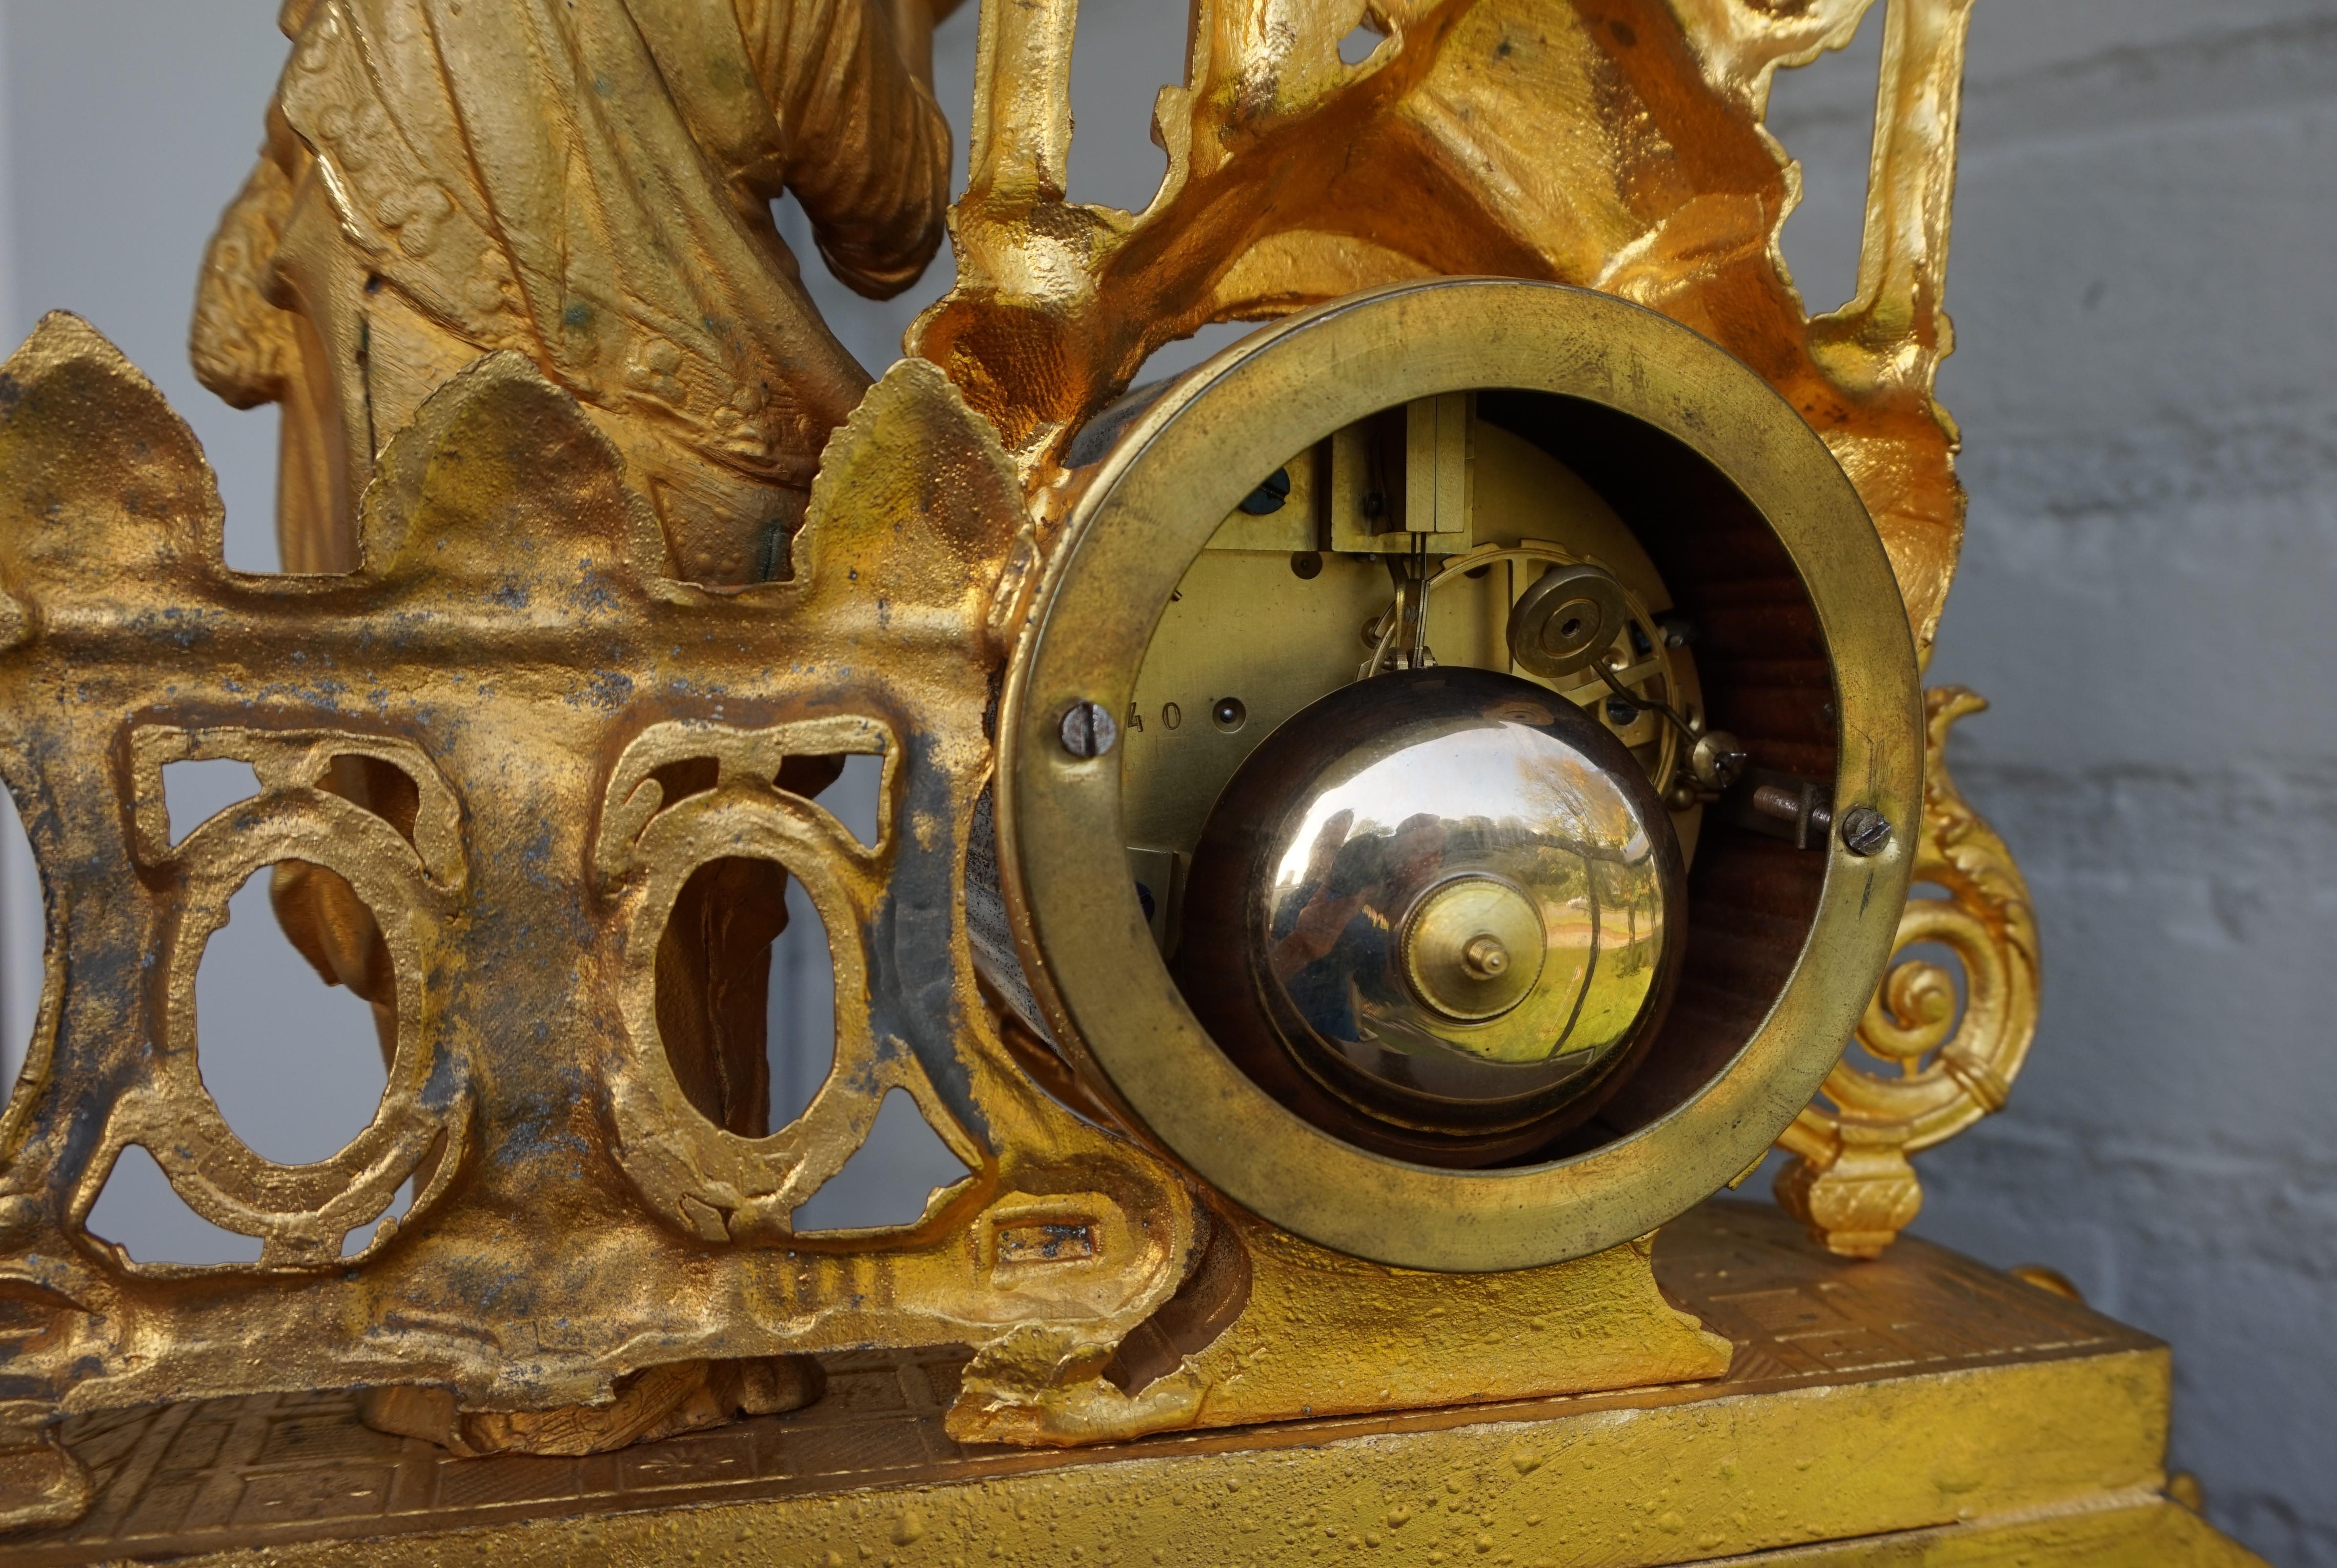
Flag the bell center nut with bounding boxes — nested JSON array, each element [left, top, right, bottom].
[[1401, 874, 1547, 1027], [1178, 664, 1687, 1164]]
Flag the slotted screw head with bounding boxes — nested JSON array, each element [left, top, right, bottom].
[[1059, 701, 1118, 758], [1838, 804, 1892, 856]]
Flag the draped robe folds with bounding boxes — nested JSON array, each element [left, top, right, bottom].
[[194, 0, 953, 584]]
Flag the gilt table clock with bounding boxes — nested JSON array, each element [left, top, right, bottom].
[[0, 0, 2260, 1562]]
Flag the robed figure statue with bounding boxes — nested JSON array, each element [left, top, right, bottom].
[[193, 0, 956, 588]]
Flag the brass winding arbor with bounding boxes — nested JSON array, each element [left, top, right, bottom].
[[0, 0, 2035, 1534]]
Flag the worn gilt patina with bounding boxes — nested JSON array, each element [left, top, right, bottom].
[[0, 0, 2036, 1535]]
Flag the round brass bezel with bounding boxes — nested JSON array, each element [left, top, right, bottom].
[[998, 279, 1920, 1272]]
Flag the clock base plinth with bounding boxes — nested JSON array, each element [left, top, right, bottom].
[[4, 1201, 2261, 1568]]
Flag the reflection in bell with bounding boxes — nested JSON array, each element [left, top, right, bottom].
[[1179, 666, 1686, 1168]]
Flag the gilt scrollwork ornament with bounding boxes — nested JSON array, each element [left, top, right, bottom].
[[927, 0, 1977, 658], [0, 0, 2026, 1535], [1774, 686, 2042, 1257]]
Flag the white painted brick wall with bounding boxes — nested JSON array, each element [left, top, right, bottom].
[[1775, 6, 2337, 1559]]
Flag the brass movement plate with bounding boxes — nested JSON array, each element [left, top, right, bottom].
[[3, 1202, 2258, 1567], [1123, 413, 1701, 884]]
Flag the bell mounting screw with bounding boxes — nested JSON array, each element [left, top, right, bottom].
[[1838, 804, 1893, 856], [1059, 701, 1118, 758]]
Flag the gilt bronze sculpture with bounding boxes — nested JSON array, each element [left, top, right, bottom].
[[0, 0, 2256, 1562]]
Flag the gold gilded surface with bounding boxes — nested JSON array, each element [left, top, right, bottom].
[[0, 0, 2054, 1542], [1140, 1209, 1728, 1437], [0, 309, 1742, 1534], [1002, 278, 1921, 1269], [194, 0, 963, 584], [918, 0, 1973, 658], [1774, 687, 2041, 1258], [0, 318, 1219, 1523], [0, 1203, 2261, 1567]]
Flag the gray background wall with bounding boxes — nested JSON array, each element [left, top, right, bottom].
[[0, 1, 2326, 1559], [1767, 7, 2337, 1562]]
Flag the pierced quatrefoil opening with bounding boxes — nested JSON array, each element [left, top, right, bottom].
[[160, 758, 262, 846], [199, 859, 394, 1166], [656, 855, 837, 1139], [0, 779, 39, 1121], [791, 1088, 974, 1233], [85, 1144, 261, 1267]]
